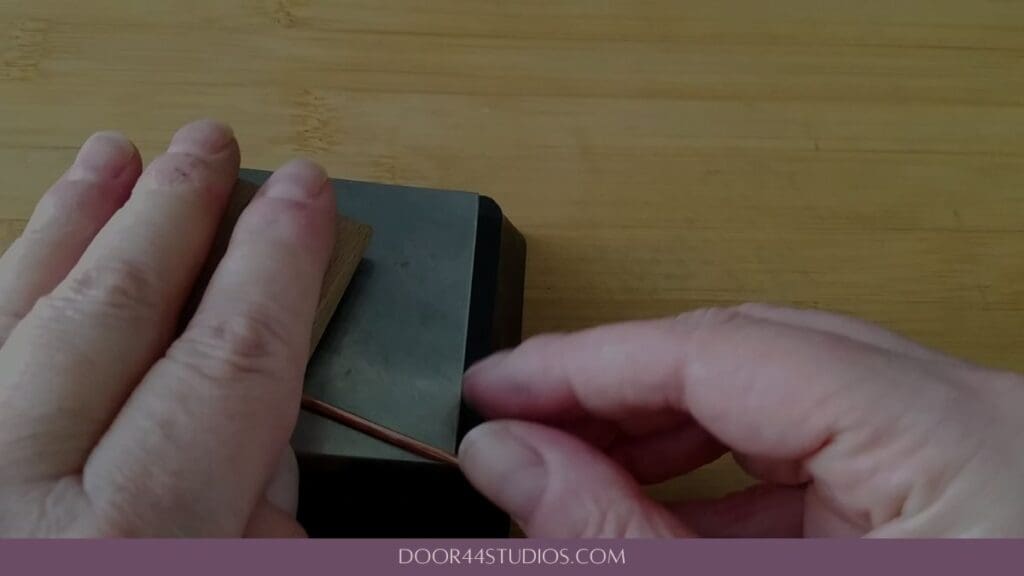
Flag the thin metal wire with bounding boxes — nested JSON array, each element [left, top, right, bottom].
[[300, 395, 459, 467]]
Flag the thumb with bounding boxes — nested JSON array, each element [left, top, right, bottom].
[[459, 420, 690, 538]]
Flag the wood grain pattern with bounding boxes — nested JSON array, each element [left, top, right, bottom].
[[2, 0, 1023, 502], [311, 214, 371, 353]]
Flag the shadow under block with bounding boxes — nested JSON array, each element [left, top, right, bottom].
[[238, 170, 527, 538]]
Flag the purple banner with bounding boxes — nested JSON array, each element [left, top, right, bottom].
[[2, 539, 1021, 575]]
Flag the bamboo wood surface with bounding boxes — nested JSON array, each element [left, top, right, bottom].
[[2, 1, 1023, 503]]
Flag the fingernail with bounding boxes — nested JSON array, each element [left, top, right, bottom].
[[460, 422, 547, 523], [68, 132, 137, 181], [464, 349, 512, 381], [263, 159, 329, 202], [167, 119, 235, 155]]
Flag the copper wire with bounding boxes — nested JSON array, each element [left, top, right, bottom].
[[300, 395, 459, 467]]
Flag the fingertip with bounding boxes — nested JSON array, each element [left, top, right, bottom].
[[460, 420, 538, 464], [265, 447, 300, 516], [168, 119, 237, 156], [263, 159, 332, 206], [465, 349, 513, 380], [461, 421, 687, 537], [244, 502, 309, 538], [237, 159, 335, 255], [459, 421, 549, 528], [462, 349, 513, 405], [68, 131, 140, 182]]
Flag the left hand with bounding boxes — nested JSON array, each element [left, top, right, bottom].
[[0, 120, 334, 537]]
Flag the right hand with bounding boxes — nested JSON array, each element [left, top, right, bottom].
[[458, 305, 1024, 537]]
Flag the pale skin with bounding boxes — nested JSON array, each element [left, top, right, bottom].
[[1, 121, 1022, 537]]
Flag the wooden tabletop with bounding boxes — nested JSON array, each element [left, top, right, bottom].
[[2, 1, 1023, 502]]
